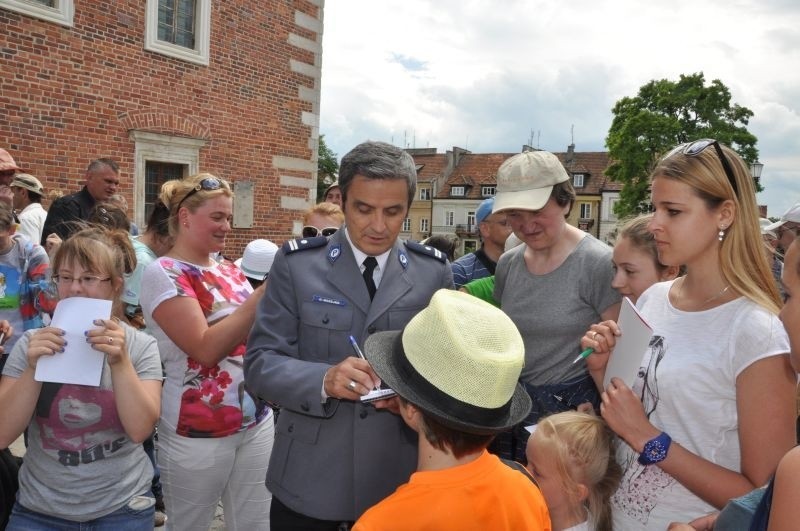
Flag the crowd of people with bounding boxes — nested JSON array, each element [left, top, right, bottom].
[[0, 138, 798, 531]]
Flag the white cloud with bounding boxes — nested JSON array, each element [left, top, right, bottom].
[[320, 0, 800, 215]]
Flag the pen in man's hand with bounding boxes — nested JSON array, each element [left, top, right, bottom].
[[348, 335, 380, 390], [572, 347, 593, 364]]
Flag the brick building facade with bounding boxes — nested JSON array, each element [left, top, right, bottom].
[[0, 0, 324, 258]]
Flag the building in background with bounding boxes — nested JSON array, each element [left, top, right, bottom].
[[0, 0, 324, 256], [407, 144, 621, 256]]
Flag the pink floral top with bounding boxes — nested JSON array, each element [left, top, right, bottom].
[[140, 257, 267, 438]]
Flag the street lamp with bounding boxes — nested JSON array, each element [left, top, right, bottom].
[[750, 161, 764, 185]]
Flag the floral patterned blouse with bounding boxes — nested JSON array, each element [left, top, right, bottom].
[[140, 257, 267, 438]]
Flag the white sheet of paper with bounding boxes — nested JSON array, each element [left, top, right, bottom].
[[603, 296, 653, 389], [34, 297, 112, 386]]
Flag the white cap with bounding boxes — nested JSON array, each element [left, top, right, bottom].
[[760, 218, 777, 239], [235, 239, 278, 280], [765, 203, 800, 232]]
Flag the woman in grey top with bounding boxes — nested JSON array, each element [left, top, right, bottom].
[[491, 150, 621, 461]]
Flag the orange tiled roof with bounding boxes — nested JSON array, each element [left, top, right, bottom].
[[436, 153, 514, 199], [413, 153, 448, 182], [412, 149, 622, 199]]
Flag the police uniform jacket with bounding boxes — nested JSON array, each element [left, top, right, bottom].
[[244, 229, 453, 521]]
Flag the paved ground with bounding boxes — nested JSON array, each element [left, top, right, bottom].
[[9, 435, 227, 530]]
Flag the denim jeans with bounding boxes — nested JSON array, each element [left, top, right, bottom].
[[489, 374, 601, 462], [7, 495, 154, 531], [142, 430, 163, 499]]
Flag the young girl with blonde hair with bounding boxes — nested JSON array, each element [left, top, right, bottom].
[[526, 411, 621, 531]]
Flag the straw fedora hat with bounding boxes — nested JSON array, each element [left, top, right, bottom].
[[364, 289, 531, 435]]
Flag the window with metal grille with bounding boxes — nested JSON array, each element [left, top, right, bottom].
[[158, 0, 196, 49], [145, 161, 185, 222]]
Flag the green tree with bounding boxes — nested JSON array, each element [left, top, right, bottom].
[[606, 73, 760, 217], [316, 134, 339, 202]]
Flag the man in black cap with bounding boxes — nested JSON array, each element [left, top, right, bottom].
[[355, 289, 551, 531]]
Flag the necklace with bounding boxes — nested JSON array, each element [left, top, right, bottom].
[[676, 277, 730, 308]]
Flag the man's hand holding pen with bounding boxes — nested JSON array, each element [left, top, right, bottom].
[[323, 356, 382, 400]]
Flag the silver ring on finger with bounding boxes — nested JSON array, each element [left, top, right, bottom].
[[108, 337, 114, 344], [348, 380, 357, 391], [591, 331, 598, 341]]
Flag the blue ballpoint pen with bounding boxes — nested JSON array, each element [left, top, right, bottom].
[[348, 335, 380, 390], [572, 347, 593, 364]]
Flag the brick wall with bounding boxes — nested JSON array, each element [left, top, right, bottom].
[[0, 0, 323, 258]]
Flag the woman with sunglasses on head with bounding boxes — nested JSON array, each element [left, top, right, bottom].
[[301, 201, 344, 238], [582, 140, 796, 530], [139, 174, 273, 530], [0, 226, 162, 530]]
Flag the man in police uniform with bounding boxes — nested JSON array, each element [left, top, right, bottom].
[[245, 141, 454, 530]]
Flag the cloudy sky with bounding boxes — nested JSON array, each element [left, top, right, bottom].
[[318, 0, 800, 217]]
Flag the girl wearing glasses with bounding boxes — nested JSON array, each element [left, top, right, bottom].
[[583, 140, 795, 529], [0, 227, 162, 530], [301, 201, 343, 238], [140, 173, 272, 531]]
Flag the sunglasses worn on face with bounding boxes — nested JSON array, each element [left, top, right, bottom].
[[177, 177, 228, 211], [302, 226, 338, 238], [664, 139, 739, 197]]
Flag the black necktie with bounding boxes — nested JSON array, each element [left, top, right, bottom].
[[362, 256, 378, 300]]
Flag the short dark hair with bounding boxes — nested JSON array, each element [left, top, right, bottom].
[[87, 158, 119, 175], [338, 141, 417, 208], [402, 398, 494, 458], [26, 190, 42, 203], [551, 180, 575, 217], [146, 200, 171, 238]]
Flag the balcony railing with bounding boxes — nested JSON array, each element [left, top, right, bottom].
[[454, 223, 478, 236]]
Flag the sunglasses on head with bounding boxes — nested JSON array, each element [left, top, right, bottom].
[[302, 226, 338, 238], [177, 177, 228, 211], [663, 139, 739, 197]]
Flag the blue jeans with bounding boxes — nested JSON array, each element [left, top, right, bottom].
[[143, 431, 163, 500], [7, 495, 154, 531], [489, 374, 601, 462]]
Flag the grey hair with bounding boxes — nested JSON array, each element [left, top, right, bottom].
[[338, 141, 417, 208], [87, 158, 119, 175]]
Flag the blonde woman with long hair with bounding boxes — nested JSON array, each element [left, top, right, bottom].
[[582, 140, 795, 530]]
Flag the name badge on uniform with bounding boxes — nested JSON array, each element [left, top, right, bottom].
[[312, 295, 347, 306], [328, 244, 341, 264], [398, 249, 409, 269]]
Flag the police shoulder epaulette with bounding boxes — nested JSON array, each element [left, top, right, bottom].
[[282, 236, 328, 254], [404, 240, 448, 263]]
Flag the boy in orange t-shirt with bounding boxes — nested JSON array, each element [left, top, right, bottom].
[[355, 289, 551, 531]]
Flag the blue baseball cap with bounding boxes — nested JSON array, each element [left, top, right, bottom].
[[475, 197, 495, 224]]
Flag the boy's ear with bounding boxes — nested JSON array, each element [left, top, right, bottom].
[[399, 401, 422, 432]]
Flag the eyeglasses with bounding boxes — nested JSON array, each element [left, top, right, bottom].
[[664, 139, 739, 197], [302, 226, 338, 238], [483, 218, 509, 227], [52, 274, 112, 288], [176, 177, 228, 211]]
